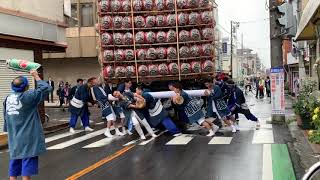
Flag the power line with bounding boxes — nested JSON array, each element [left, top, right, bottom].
[[217, 24, 231, 34], [238, 18, 270, 24]]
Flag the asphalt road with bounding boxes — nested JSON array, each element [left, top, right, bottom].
[[0, 94, 297, 180]]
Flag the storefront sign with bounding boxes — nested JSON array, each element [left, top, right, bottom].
[[271, 67, 285, 115]]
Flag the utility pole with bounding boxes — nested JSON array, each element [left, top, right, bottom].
[[241, 33, 244, 77], [269, 0, 285, 123], [230, 21, 233, 78]]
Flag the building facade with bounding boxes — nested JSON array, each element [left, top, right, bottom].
[[0, 0, 67, 131], [294, 0, 320, 91], [43, 0, 100, 88]]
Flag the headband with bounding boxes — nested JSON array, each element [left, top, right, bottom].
[[11, 76, 29, 92]]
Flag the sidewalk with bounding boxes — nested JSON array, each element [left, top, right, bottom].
[[285, 95, 320, 179]]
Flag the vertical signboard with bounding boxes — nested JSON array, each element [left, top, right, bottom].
[[271, 67, 285, 115], [64, 0, 71, 17]]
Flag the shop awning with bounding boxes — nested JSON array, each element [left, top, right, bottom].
[[295, 0, 320, 41]]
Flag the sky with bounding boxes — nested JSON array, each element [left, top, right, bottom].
[[215, 0, 271, 68]]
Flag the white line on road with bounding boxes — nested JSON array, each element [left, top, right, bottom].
[[166, 134, 195, 145], [45, 130, 83, 143], [47, 128, 107, 150], [208, 137, 233, 145], [262, 144, 273, 180], [139, 130, 168, 145], [123, 130, 160, 146], [252, 129, 274, 144], [83, 136, 122, 148]]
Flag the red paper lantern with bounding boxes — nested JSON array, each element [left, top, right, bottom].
[[181, 63, 191, 74], [202, 60, 214, 72], [158, 63, 169, 75], [103, 50, 114, 61], [191, 61, 201, 73], [115, 66, 126, 77], [138, 65, 148, 76], [149, 64, 158, 76], [167, 47, 177, 59], [156, 15, 167, 27], [156, 31, 167, 43], [103, 66, 114, 78], [125, 49, 135, 61], [114, 49, 125, 61], [126, 65, 136, 76], [137, 49, 147, 60], [146, 48, 157, 60], [169, 62, 179, 74], [122, 16, 132, 28]]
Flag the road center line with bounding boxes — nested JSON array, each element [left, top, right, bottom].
[[65, 145, 135, 180]]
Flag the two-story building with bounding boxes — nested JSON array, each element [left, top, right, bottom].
[[0, 0, 67, 131]]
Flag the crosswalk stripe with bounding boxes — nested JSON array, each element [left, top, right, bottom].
[[208, 137, 233, 145], [252, 129, 274, 144], [139, 130, 167, 146], [166, 134, 195, 145], [45, 130, 84, 143], [123, 130, 160, 146], [47, 128, 107, 150], [95, 122, 105, 125], [260, 124, 273, 129], [83, 136, 122, 148]]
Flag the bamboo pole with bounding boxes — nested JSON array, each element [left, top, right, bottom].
[[130, 0, 139, 83], [174, 0, 181, 81]]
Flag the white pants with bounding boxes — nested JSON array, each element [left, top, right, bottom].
[[130, 111, 154, 136]]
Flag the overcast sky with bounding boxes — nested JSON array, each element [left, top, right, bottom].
[[215, 0, 271, 68]]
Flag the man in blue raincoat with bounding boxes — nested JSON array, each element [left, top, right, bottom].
[[3, 70, 52, 179]]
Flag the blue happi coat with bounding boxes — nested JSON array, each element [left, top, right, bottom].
[[69, 84, 92, 116], [118, 92, 145, 122], [92, 86, 113, 118], [3, 80, 52, 159], [142, 92, 167, 127], [207, 85, 231, 119], [176, 90, 204, 124]]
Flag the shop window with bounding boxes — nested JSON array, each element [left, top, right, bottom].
[[68, 4, 79, 27], [80, 3, 94, 27]]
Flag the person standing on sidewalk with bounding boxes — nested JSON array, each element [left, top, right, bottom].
[[265, 76, 271, 98], [258, 77, 265, 99], [3, 70, 52, 180], [47, 77, 54, 103], [68, 77, 97, 133]]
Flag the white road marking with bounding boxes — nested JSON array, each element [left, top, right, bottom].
[[123, 130, 160, 146], [83, 136, 122, 148], [262, 144, 273, 180], [260, 124, 273, 129], [47, 128, 107, 150], [95, 122, 105, 125], [139, 130, 167, 145], [208, 137, 233, 145], [45, 130, 83, 143], [166, 134, 195, 145], [252, 129, 274, 144]]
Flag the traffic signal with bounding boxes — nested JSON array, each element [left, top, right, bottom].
[[276, 2, 296, 37]]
